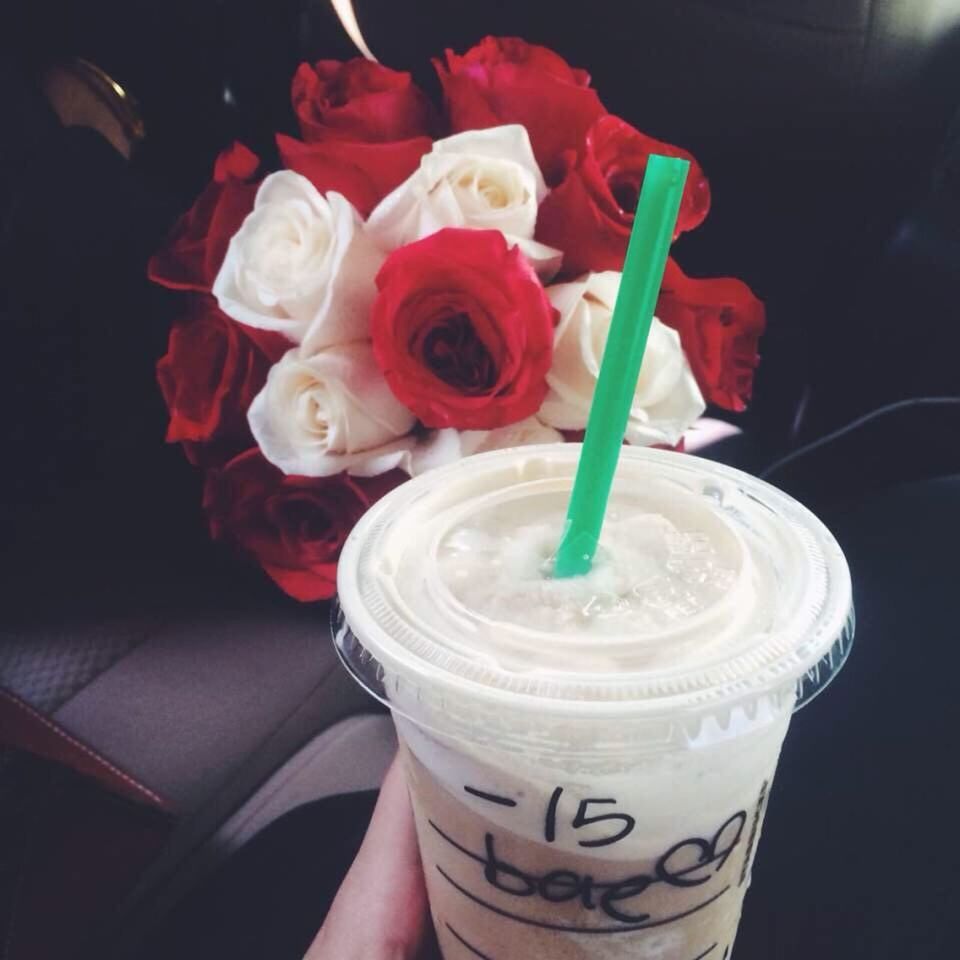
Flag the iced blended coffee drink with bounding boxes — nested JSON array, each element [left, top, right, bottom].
[[335, 444, 853, 960]]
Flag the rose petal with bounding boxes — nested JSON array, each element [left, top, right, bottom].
[[248, 342, 416, 477], [405, 417, 564, 476], [156, 298, 288, 468], [203, 449, 382, 601], [536, 116, 711, 277], [366, 125, 558, 278], [212, 172, 381, 350], [371, 229, 557, 431], [292, 59, 436, 143], [657, 258, 766, 412], [149, 146, 259, 293], [278, 133, 431, 217], [434, 38, 606, 182], [540, 271, 705, 444]]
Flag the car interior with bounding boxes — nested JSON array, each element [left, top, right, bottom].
[[2, 1, 959, 958]]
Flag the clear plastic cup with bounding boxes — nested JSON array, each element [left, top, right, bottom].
[[334, 445, 853, 960]]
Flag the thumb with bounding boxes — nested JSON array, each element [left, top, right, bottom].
[[304, 755, 432, 959]]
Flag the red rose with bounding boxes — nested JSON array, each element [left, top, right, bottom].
[[277, 133, 431, 217], [656, 258, 766, 412], [148, 142, 260, 292], [434, 36, 606, 183], [371, 229, 557, 430], [157, 297, 289, 466], [292, 59, 436, 143], [203, 450, 405, 601], [536, 116, 711, 276]]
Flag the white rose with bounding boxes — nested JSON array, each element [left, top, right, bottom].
[[539, 271, 705, 446], [366, 125, 562, 278], [213, 171, 382, 352], [403, 417, 564, 476], [248, 342, 416, 477]]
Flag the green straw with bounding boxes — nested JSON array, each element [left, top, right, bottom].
[[553, 154, 690, 578]]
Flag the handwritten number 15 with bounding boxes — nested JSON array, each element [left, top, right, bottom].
[[544, 788, 636, 848]]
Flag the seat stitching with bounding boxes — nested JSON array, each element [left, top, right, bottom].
[[0, 691, 166, 808]]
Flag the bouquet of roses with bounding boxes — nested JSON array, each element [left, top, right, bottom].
[[149, 37, 765, 602]]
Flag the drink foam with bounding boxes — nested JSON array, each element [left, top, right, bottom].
[[438, 504, 739, 637], [384, 465, 772, 679], [339, 444, 851, 716]]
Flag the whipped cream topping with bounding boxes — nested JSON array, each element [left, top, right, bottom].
[[381, 469, 770, 681], [339, 445, 850, 710]]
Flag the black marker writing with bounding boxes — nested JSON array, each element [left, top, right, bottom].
[[658, 812, 747, 889], [544, 786, 563, 842], [435, 863, 731, 934], [430, 813, 745, 925], [464, 786, 517, 807], [573, 798, 636, 849], [445, 923, 493, 959], [540, 788, 637, 848]]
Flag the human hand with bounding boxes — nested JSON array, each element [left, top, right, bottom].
[[303, 755, 440, 959]]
